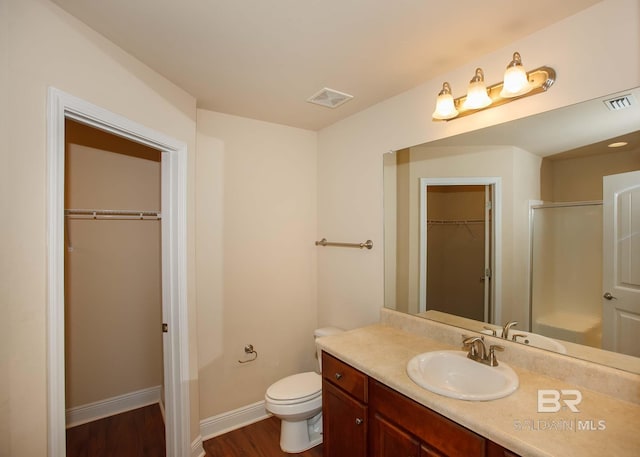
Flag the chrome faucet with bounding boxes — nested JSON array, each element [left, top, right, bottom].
[[482, 325, 497, 337], [462, 335, 504, 367], [502, 321, 519, 340], [463, 335, 487, 360]]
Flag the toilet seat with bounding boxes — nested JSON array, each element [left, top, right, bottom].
[[266, 372, 321, 405]]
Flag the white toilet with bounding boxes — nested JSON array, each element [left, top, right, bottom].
[[265, 327, 343, 453]]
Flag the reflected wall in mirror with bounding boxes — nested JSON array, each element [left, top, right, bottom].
[[384, 87, 640, 374]]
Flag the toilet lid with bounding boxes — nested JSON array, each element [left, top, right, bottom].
[[266, 372, 321, 402]]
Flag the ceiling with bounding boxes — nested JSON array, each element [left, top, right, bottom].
[[51, 0, 601, 131]]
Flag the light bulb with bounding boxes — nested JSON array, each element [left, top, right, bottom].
[[432, 82, 458, 120], [500, 52, 532, 98], [462, 68, 492, 110]]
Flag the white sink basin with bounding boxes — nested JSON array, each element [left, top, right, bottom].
[[481, 329, 567, 354], [406, 350, 519, 401]]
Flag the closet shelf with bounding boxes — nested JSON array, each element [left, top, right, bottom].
[[427, 218, 485, 225], [65, 209, 161, 220], [64, 209, 161, 253]]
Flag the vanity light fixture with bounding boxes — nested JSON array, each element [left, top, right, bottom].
[[432, 52, 555, 121], [462, 68, 492, 110], [432, 82, 458, 120], [500, 52, 533, 98]]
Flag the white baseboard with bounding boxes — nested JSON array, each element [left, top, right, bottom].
[[200, 400, 270, 441], [65, 385, 162, 428], [191, 435, 205, 457]]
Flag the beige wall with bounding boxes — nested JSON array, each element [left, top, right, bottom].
[[382, 152, 399, 310], [3, 0, 199, 454], [195, 110, 318, 419], [403, 146, 540, 326], [542, 147, 640, 201], [0, 0, 9, 453], [64, 121, 163, 409], [317, 0, 640, 331], [384, 149, 412, 313]]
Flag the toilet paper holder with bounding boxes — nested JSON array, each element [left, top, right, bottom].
[[238, 344, 258, 363]]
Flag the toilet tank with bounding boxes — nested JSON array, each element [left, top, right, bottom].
[[314, 327, 344, 372]]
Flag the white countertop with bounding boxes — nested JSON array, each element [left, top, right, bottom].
[[317, 317, 640, 457]]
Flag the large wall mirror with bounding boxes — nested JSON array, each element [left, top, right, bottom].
[[384, 86, 640, 374]]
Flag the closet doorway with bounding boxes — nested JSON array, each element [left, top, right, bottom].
[[419, 178, 501, 323], [47, 88, 190, 457], [63, 120, 165, 453]]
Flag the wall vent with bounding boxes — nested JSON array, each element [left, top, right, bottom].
[[307, 87, 354, 109], [603, 94, 636, 111]]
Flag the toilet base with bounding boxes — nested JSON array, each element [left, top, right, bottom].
[[279, 412, 322, 453]]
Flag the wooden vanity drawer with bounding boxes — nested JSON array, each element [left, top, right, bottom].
[[487, 441, 521, 457], [322, 352, 368, 403], [370, 380, 485, 457]]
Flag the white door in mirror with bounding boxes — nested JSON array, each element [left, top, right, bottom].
[[602, 170, 640, 357]]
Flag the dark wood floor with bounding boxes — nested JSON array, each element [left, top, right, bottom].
[[66, 405, 322, 457], [66, 404, 166, 457], [204, 416, 323, 457]]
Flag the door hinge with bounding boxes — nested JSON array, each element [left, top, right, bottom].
[[486, 201, 492, 210], [162, 323, 168, 333], [485, 268, 492, 279]]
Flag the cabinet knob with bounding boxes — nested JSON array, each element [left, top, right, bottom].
[[355, 418, 363, 425], [335, 372, 343, 380]]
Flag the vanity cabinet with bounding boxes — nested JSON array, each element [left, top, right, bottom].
[[486, 441, 521, 457], [371, 412, 421, 456], [370, 379, 485, 456], [322, 352, 368, 457], [322, 351, 520, 457]]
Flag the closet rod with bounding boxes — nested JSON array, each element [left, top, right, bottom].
[[427, 219, 485, 225], [65, 209, 162, 220]]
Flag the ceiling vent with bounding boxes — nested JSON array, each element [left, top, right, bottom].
[[603, 94, 636, 111], [307, 87, 354, 109]]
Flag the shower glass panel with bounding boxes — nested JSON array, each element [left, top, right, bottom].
[[530, 203, 603, 348]]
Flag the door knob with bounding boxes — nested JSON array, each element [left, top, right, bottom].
[[603, 292, 617, 300]]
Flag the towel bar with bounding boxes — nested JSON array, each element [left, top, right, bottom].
[[315, 238, 373, 250]]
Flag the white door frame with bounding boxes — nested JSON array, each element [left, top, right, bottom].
[[419, 177, 502, 324], [46, 88, 191, 456]]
